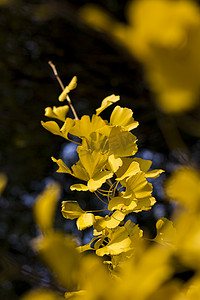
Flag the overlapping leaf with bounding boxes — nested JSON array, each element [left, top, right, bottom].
[[96, 94, 120, 115], [45, 105, 69, 122], [110, 106, 139, 131]]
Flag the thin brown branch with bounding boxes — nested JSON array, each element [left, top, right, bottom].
[[48, 61, 79, 120]]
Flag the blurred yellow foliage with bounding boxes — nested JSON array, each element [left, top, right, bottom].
[[34, 181, 61, 234], [166, 166, 200, 212], [33, 231, 80, 290], [80, 0, 200, 113], [21, 289, 65, 300], [0, 173, 7, 196]]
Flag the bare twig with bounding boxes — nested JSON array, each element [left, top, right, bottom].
[[48, 61, 78, 120]]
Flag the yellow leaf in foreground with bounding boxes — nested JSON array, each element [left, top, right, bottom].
[[116, 161, 140, 181], [52, 157, 89, 182], [133, 157, 152, 173], [96, 94, 120, 115], [69, 114, 106, 140], [133, 158, 164, 178], [34, 182, 61, 234], [96, 220, 142, 256], [108, 154, 122, 173], [60, 118, 75, 138], [94, 210, 125, 232], [41, 121, 64, 137], [78, 148, 107, 178], [62, 201, 85, 219], [77, 236, 99, 253], [70, 184, 89, 192], [109, 127, 138, 157], [146, 169, 164, 178], [59, 76, 77, 102], [124, 172, 153, 199], [51, 157, 72, 174], [110, 106, 139, 131], [108, 196, 137, 213], [120, 244, 173, 300], [87, 171, 113, 192], [45, 105, 69, 122], [133, 196, 156, 213], [21, 289, 64, 300], [77, 213, 95, 230], [166, 167, 200, 211], [33, 231, 79, 289]]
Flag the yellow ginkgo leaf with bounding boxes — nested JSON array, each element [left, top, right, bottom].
[[70, 184, 89, 192], [96, 94, 120, 115], [146, 169, 164, 178], [21, 289, 64, 300], [45, 105, 69, 122], [34, 182, 61, 234], [96, 220, 142, 256], [59, 76, 77, 102], [71, 161, 90, 181], [77, 236, 99, 253], [51, 157, 72, 174], [61, 201, 85, 219], [94, 210, 125, 232], [109, 127, 138, 157], [108, 196, 137, 213], [108, 154, 122, 173], [133, 157, 152, 173], [110, 106, 139, 131], [133, 158, 164, 178], [87, 132, 109, 154], [60, 118, 75, 138], [41, 121, 64, 137], [69, 114, 106, 140], [124, 172, 153, 200], [116, 161, 140, 181], [52, 157, 89, 182], [133, 196, 156, 213], [88, 171, 113, 192], [78, 149, 107, 179], [77, 213, 95, 230], [154, 217, 176, 247], [33, 231, 79, 289]]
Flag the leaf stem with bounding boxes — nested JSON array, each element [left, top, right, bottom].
[[48, 61, 79, 120], [94, 191, 109, 205], [87, 209, 108, 213]]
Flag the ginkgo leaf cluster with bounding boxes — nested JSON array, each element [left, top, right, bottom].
[[22, 76, 200, 300], [40, 76, 163, 263]]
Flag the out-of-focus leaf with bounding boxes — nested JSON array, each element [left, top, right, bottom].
[[34, 182, 61, 234], [33, 231, 79, 289], [21, 289, 64, 300]]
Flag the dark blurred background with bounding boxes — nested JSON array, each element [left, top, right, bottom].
[[1, 0, 200, 298]]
